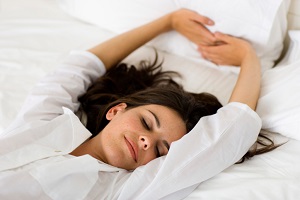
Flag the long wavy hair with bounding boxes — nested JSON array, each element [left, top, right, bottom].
[[78, 55, 279, 163]]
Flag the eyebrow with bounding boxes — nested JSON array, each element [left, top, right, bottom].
[[147, 110, 160, 128], [147, 109, 170, 151]]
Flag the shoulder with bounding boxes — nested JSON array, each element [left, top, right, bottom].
[[220, 102, 262, 125], [64, 50, 106, 74]]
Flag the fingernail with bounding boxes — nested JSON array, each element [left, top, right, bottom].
[[208, 20, 214, 25], [215, 32, 222, 37]]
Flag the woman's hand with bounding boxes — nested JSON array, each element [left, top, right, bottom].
[[198, 32, 255, 66], [171, 9, 216, 46], [200, 33, 261, 110], [88, 9, 217, 70]]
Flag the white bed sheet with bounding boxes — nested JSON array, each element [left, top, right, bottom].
[[0, 0, 300, 199]]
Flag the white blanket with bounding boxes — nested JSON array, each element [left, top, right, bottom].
[[0, 0, 300, 199]]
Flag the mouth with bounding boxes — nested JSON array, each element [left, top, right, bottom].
[[124, 136, 138, 163]]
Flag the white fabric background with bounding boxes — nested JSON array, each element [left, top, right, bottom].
[[0, 0, 300, 199]]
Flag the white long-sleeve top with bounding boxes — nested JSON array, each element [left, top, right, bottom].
[[0, 51, 261, 200]]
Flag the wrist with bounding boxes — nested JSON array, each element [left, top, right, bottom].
[[163, 12, 174, 32], [240, 43, 257, 65], [169, 9, 182, 32], [242, 48, 258, 65]]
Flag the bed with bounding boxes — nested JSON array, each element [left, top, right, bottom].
[[0, 0, 300, 199]]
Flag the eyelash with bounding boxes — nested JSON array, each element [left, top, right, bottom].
[[141, 117, 150, 130], [141, 117, 160, 157], [156, 146, 160, 158]]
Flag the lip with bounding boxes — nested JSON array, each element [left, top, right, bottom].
[[124, 136, 138, 163]]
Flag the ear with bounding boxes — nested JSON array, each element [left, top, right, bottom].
[[106, 103, 127, 120]]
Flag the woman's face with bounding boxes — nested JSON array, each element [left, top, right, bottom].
[[91, 103, 186, 170]]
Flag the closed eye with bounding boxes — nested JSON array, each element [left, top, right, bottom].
[[156, 146, 160, 158], [141, 117, 150, 130]]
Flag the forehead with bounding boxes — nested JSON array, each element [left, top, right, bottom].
[[138, 104, 181, 118]]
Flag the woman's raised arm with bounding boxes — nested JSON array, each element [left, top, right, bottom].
[[198, 32, 261, 110], [3, 9, 215, 134], [88, 9, 216, 70], [120, 33, 262, 200]]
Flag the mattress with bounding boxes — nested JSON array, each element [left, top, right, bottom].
[[0, 0, 300, 199]]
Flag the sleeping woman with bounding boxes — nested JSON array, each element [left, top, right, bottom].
[[0, 9, 276, 199]]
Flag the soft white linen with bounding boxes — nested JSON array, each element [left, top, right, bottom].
[[256, 31, 300, 140], [0, 50, 261, 200], [277, 31, 300, 66], [1, 0, 300, 199], [58, 0, 290, 71], [186, 134, 300, 200]]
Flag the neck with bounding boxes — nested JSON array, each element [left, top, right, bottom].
[[70, 137, 106, 163], [70, 139, 91, 157]]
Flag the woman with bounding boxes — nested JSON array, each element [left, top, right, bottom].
[[71, 60, 223, 170], [0, 9, 273, 199]]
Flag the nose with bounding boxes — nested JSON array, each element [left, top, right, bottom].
[[139, 135, 154, 150]]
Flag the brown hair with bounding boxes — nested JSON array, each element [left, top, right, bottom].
[[78, 55, 221, 135], [237, 130, 281, 163], [78, 56, 279, 163]]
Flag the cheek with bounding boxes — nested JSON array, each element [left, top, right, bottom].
[[99, 121, 125, 158], [117, 119, 146, 139], [140, 151, 157, 166], [175, 130, 186, 141], [100, 133, 129, 168], [100, 116, 142, 167], [166, 125, 186, 143]]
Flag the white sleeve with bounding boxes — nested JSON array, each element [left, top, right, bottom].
[[118, 102, 262, 200], [4, 51, 106, 133]]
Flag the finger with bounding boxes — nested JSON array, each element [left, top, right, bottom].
[[214, 41, 226, 46], [198, 47, 217, 60], [197, 39, 216, 46], [192, 25, 216, 45], [192, 12, 214, 26], [199, 49, 224, 65], [199, 45, 224, 55], [197, 48, 206, 59], [199, 27, 217, 44], [197, 46, 209, 59], [190, 21, 215, 42], [190, 35, 216, 46], [205, 54, 224, 65], [214, 32, 233, 43], [199, 45, 229, 62]]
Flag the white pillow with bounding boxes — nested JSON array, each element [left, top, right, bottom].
[[276, 31, 300, 66], [257, 30, 300, 141], [122, 46, 238, 106], [58, 0, 289, 71]]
